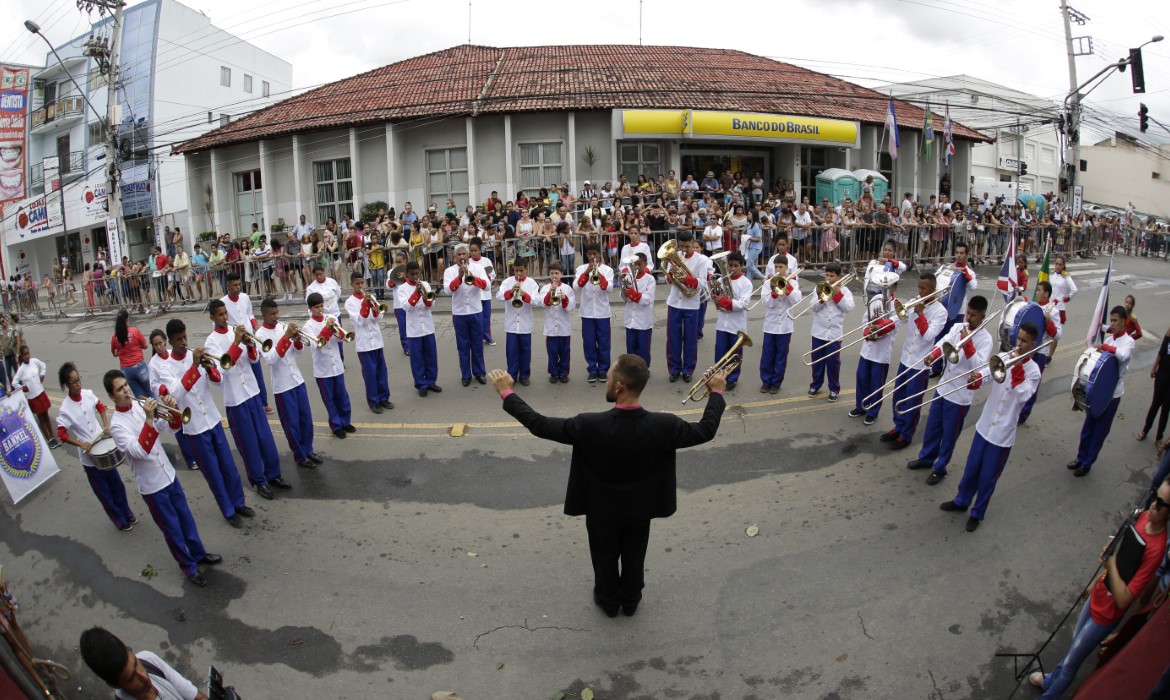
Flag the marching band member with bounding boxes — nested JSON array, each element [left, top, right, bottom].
[[940, 321, 1041, 532], [1068, 306, 1134, 477], [469, 237, 496, 346], [221, 272, 273, 415], [764, 237, 798, 279], [396, 262, 441, 396], [104, 369, 221, 587], [849, 285, 900, 425], [496, 258, 540, 386], [621, 253, 655, 368], [759, 258, 802, 394], [540, 261, 576, 383], [1049, 255, 1077, 325], [712, 252, 753, 391], [147, 330, 197, 470], [204, 300, 289, 500], [303, 292, 356, 436], [619, 230, 655, 273], [1017, 282, 1062, 425], [883, 273, 947, 450], [12, 344, 56, 448], [388, 250, 410, 355], [256, 299, 320, 468], [56, 363, 135, 531], [665, 232, 710, 384], [930, 242, 977, 378], [443, 244, 489, 387], [808, 262, 855, 402], [306, 264, 346, 360], [160, 319, 252, 527], [907, 296, 993, 484], [345, 273, 395, 411], [863, 240, 906, 298], [574, 243, 615, 384]]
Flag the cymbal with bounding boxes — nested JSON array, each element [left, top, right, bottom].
[[388, 264, 408, 284]]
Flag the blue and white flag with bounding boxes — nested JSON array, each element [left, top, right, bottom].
[[0, 391, 59, 504], [885, 98, 901, 160], [996, 226, 1017, 302], [1085, 259, 1112, 348]]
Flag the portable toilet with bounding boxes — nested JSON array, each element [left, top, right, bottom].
[[851, 169, 889, 202], [815, 168, 860, 206]]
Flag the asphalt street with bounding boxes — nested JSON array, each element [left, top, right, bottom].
[[2, 253, 1168, 699]]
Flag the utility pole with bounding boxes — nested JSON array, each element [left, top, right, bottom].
[[79, 0, 125, 263], [1060, 0, 1081, 210]]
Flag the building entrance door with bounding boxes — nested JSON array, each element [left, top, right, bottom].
[[680, 147, 770, 194]]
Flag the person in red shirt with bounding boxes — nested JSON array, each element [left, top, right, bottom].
[[1124, 294, 1143, 341], [1029, 478, 1170, 698], [110, 309, 152, 398]]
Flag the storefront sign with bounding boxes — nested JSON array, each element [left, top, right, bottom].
[[67, 178, 108, 229], [106, 218, 124, 265], [3, 192, 64, 246], [0, 66, 30, 222], [620, 109, 861, 148], [42, 156, 59, 193]]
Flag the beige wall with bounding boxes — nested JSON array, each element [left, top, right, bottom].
[[1079, 140, 1170, 218]]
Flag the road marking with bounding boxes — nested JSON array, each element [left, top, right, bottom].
[[1082, 274, 1134, 285]]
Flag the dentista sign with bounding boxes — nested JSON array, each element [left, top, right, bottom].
[[620, 109, 860, 148]]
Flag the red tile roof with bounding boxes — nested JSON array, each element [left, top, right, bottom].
[[173, 44, 988, 154]]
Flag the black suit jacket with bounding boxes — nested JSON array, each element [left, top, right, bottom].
[[503, 392, 726, 521]]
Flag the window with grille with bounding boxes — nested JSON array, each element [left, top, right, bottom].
[[243, 74, 252, 93], [313, 158, 354, 225], [220, 66, 231, 87], [518, 142, 562, 197], [262, 81, 270, 97], [235, 169, 263, 235], [619, 141, 661, 183], [426, 148, 469, 211]]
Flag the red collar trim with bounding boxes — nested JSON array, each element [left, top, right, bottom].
[[730, 273, 743, 280], [352, 291, 364, 298], [312, 314, 325, 322], [213, 326, 228, 334], [68, 392, 82, 402], [404, 279, 416, 287], [115, 404, 132, 413], [636, 270, 648, 279], [228, 294, 239, 302], [1113, 331, 1125, 340], [262, 322, 277, 329], [157, 350, 170, 360]]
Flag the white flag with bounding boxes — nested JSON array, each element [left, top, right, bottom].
[[0, 391, 60, 504]]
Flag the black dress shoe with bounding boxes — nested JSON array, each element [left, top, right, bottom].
[[1073, 467, 1090, 477], [269, 476, 293, 489], [519, 378, 529, 386], [334, 428, 348, 439], [429, 385, 443, 393], [308, 453, 324, 464], [236, 505, 255, 518], [298, 458, 316, 468], [475, 375, 487, 385], [682, 373, 692, 383], [127, 515, 138, 525], [462, 377, 472, 387], [890, 438, 910, 450], [939, 500, 967, 512], [418, 388, 428, 397], [550, 375, 559, 383], [965, 517, 981, 532], [560, 375, 569, 383], [621, 601, 639, 617], [187, 572, 208, 587], [379, 400, 394, 409], [343, 424, 356, 433], [370, 403, 384, 414], [726, 381, 737, 391], [670, 374, 680, 383], [906, 460, 931, 470], [1066, 460, 1081, 470], [200, 553, 223, 565], [880, 430, 898, 443], [254, 483, 275, 500], [926, 472, 946, 486], [227, 514, 243, 528], [594, 595, 619, 618], [587, 374, 597, 383]]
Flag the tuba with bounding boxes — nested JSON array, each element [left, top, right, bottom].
[[657, 239, 699, 298]]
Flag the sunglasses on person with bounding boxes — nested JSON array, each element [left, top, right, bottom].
[[1154, 494, 1170, 511]]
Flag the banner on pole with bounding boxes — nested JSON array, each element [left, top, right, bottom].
[[0, 391, 59, 504]]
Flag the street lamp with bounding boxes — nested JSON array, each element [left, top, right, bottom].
[[23, 19, 105, 126]]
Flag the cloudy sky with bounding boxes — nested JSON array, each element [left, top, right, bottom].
[[1, 0, 1167, 145]]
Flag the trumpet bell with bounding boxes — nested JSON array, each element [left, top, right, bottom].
[[219, 353, 233, 370]]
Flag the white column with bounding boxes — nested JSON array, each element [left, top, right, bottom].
[[567, 111, 577, 195], [259, 140, 272, 233], [504, 115, 514, 201], [349, 127, 362, 215], [292, 135, 304, 222], [385, 123, 396, 208], [792, 146, 801, 197], [208, 148, 221, 234], [465, 117, 478, 207]]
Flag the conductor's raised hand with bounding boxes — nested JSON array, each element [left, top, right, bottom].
[[488, 369, 514, 395], [706, 367, 729, 394]]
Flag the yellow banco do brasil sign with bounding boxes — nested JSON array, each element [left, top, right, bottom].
[[620, 109, 860, 148]]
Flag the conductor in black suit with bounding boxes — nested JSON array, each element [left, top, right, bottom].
[[490, 353, 727, 618]]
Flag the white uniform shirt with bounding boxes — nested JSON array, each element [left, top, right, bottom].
[[761, 280, 802, 335], [714, 274, 753, 334], [203, 327, 260, 407], [1039, 301, 1063, 357], [443, 260, 488, 316], [1102, 330, 1135, 398], [114, 651, 199, 700], [764, 253, 799, 278], [496, 275, 541, 334], [56, 390, 106, 467], [539, 282, 576, 337], [623, 270, 656, 331], [810, 285, 855, 340], [344, 292, 386, 352], [255, 323, 307, 394], [395, 280, 436, 337], [221, 293, 259, 331], [973, 353, 1041, 448], [108, 404, 178, 496], [301, 314, 346, 379], [666, 251, 710, 310], [864, 258, 907, 297], [387, 277, 402, 311], [1049, 272, 1077, 315], [573, 263, 614, 320], [469, 255, 495, 301], [931, 323, 993, 406], [159, 352, 223, 436], [12, 359, 47, 398], [306, 277, 344, 317], [619, 242, 655, 272], [148, 353, 171, 396], [899, 301, 948, 368], [859, 297, 901, 365]]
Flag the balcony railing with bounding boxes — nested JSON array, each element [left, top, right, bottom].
[[30, 151, 86, 190], [29, 96, 86, 131]]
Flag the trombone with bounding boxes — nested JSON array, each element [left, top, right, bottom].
[[904, 341, 1054, 412], [134, 396, 191, 425], [683, 331, 752, 404], [786, 271, 856, 320], [744, 268, 802, 311]]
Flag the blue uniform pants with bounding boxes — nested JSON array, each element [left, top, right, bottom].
[[855, 357, 889, 419], [506, 333, 532, 380], [407, 334, 439, 389], [187, 424, 246, 519], [546, 335, 571, 377], [84, 464, 135, 529], [175, 431, 197, 468], [453, 313, 485, 380], [918, 396, 970, 475], [666, 306, 699, 376], [274, 383, 314, 463], [698, 301, 708, 339], [714, 330, 745, 382], [759, 332, 791, 389], [141, 478, 206, 577], [358, 348, 391, 406], [930, 316, 960, 375], [892, 364, 929, 442], [1017, 353, 1048, 423], [249, 358, 269, 407], [481, 299, 493, 343], [625, 328, 652, 368], [1076, 396, 1121, 470], [315, 374, 352, 431], [581, 317, 611, 376], [953, 431, 1012, 521], [226, 395, 282, 485], [808, 336, 841, 394], [394, 308, 409, 353]]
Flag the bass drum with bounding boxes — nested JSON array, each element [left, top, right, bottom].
[[1071, 348, 1120, 417], [998, 298, 1047, 352], [89, 435, 125, 472]]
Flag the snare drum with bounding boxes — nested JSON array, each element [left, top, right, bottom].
[[1071, 348, 1120, 417], [998, 298, 1047, 352], [89, 435, 125, 472]]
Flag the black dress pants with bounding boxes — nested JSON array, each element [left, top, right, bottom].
[[585, 515, 651, 609]]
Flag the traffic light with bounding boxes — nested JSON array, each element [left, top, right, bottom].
[[1140, 103, 1150, 133], [1130, 48, 1147, 94], [1019, 161, 1028, 177]]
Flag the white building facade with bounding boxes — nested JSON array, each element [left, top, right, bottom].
[[1079, 135, 1170, 219]]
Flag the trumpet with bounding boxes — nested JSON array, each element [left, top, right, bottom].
[[365, 292, 389, 314], [683, 331, 752, 403], [744, 268, 802, 312], [510, 281, 525, 309], [550, 282, 564, 306], [460, 263, 475, 286], [906, 341, 1054, 412], [237, 327, 274, 353], [657, 239, 699, 298], [288, 323, 327, 349], [419, 280, 437, 302], [328, 319, 356, 343], [193, 348, 218, 372], [787, 271, 856, 320], [588, 261, 601, 285], [135, 396, 191, 425]]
